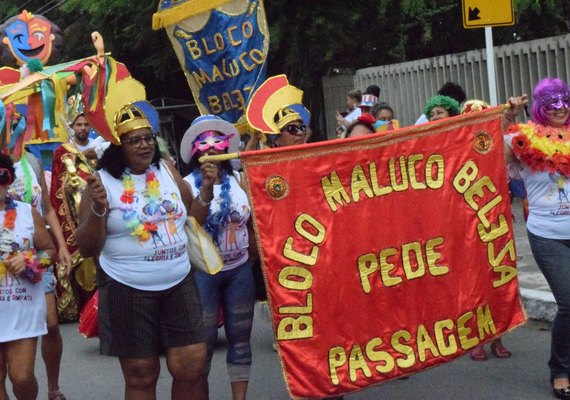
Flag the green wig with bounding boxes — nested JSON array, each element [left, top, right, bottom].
[[424, 95, 461, 118]]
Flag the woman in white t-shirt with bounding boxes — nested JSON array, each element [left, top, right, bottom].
[[181, 115, 255, 400], [8, 153, 72, 400], [0, 154, 56, 400], [75, 104, 216, 399], [504, 78, 570, 399]]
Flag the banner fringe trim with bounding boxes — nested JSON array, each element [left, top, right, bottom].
[[152, 0, 233, 30]]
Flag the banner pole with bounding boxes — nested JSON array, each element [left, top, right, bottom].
[[485, 27, 498, 106], [199, 152, 240, 163]]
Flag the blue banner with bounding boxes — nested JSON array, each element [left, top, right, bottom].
[[162, 1, 268, 123]]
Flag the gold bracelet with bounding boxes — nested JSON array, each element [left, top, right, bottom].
[[196, 193, 212, 207]]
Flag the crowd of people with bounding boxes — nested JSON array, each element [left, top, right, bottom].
[[1, 75, 570, 400]]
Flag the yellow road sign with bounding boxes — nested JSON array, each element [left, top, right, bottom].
[[462, 0, 515, 29]]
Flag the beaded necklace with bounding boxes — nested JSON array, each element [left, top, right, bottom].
[[120, 167, 161, 242], [192, 168, 232, 246], [510, 121, 570, 176]]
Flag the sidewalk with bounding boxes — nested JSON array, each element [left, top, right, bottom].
[[511, 199, 557, 322]]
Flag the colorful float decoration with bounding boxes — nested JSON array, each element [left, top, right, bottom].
[[0, 10, 160, 323]]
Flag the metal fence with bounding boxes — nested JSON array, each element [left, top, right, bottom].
[[322, 33, 570, 139]]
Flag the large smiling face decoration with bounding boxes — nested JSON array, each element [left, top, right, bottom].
[[0, 10, 62, 67]]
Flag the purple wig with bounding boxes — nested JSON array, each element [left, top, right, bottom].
[[531, 78, 570, 126]]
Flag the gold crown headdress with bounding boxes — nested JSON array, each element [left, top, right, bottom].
[[274, 107, 302, 130], [113, 104, 152, 139]]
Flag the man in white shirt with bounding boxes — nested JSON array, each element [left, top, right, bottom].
[[69, 113, 108, 159]]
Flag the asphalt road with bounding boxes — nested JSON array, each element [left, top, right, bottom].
[[14, 303, 556, 400]]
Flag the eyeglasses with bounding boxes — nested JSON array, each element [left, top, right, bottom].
[[0, 168, 13, 186], [282, 124, 307, 136], [122, 134, 156, 147]]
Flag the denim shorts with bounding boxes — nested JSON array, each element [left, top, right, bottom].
[[41, 268, 56, 294]]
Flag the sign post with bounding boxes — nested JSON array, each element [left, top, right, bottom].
[[462, 0, 515, 106]]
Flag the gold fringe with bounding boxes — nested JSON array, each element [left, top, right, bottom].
[[152, 0, 233, 30]]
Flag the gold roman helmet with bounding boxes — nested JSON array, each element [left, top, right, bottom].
[[274, 107, 302, 131], [113, 104, 152, 139]]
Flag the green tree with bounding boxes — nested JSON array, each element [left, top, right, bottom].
[[1, 0, 569, 137]]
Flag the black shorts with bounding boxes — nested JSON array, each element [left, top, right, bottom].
[[98, 268, 205, 358]]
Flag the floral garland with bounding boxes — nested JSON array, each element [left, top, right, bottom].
[[0, 198, 18, 255], [510, 121, 570, 176], [3, 198, 17, 229], [0, 198, 48, 283], [120, 168, 161, 242], [20, 249, 51, 283]]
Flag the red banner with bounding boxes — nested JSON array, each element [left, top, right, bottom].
[[241, 107, 527, 399]]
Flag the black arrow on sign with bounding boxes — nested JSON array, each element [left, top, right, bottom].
[[468, 7, 481, 21]]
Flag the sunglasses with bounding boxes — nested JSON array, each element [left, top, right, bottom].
[[282, 124, 307, 136], [0, 168, 13, 186], [122, 134, 156, 147]]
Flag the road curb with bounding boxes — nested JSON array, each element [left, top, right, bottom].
[[520, 288, 556, 322]]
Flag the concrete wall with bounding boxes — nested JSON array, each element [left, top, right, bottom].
[[322, 33, 570, 138]]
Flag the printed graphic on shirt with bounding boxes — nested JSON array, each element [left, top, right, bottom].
[[131, 189, 185, 251], [205, 201, 250, 264], [547, 173, 570, 215], [8, 175, 41, 210], [0, 238, 36, 303]]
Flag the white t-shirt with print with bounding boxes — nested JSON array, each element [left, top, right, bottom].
[[0, 201, 47, 342], [184, 172, 250, 271], [505, 134, 570, 238], [98, 165, 190, 290]]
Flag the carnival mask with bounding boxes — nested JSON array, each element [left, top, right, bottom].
[[191, 131, 233, 156], [540, 93, 570, 111]]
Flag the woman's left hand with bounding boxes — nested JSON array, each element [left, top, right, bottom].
[[6, 253, 25, 275]]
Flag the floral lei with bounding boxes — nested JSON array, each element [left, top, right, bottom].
[[120, 168, 161, 242], [509, 121, 570, 176], [0, 198, 50, 283]]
